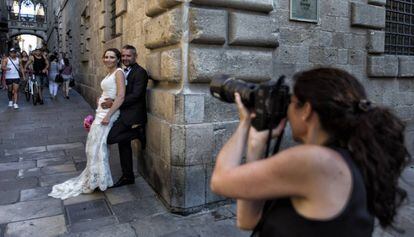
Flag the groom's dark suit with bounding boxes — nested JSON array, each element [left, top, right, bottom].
[[107, 63, 148, 180]]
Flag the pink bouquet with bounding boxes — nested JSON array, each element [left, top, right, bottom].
[[83, 115, 94, 132]]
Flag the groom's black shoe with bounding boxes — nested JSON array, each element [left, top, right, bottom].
[[112, 176, 135, 188]]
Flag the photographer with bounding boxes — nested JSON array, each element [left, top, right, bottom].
[[210, 68, 410, 236]]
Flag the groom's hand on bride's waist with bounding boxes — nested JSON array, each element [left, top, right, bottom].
[[101, 98, 114, 109]]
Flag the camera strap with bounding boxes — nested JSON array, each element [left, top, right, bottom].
[[264, 98, 285, 157], [264, 129, 284, 158]]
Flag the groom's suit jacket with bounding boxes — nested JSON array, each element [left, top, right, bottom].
[[119, 63, 148, 126]]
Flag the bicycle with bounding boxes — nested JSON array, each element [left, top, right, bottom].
[[24, 75, 41, 105]]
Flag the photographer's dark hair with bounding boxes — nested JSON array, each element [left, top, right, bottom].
[[292, 68, 411, 228], [103, 48, 122, 67]]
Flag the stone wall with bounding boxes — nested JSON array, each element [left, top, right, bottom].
[[51, 0, 414, 213]]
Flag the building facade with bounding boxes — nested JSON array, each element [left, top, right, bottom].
[[48, 0, 414, 213], [0, 0, 9, 53]]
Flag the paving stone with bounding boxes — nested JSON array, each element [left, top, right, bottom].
[[18, 150, 66, 161], [73, 155, 86, 162], [167, 219, 250, 237], [39, 171, 80, 187], [135, 177, 157, 198], [0, 170, 17, 180], [5, 137, 50, 148], [66, 148, 85, 157], [0, 190, 20, 205], [63, 193, 105, 206], [68, 216, 119, 233], [41, 164, 77, 175], [66, 136, 87, 143], [4, 215, 67, 237], [75, 161, 86, 171], [131, 213, 191, 237], [225, 204, 237, 216], [131, 210, 241, 237], [0, 156, 18, 163], [4, 146, 47, 156], [20, 186, 53, 202], [111, 197, 167, 223], [69, 223, 135, 237], [65, 199, 113, 226], [104, 184, 141, 205], [47, 136, 70, 144], [47, 142, 84, 152], [0, 161, 36, 171], [37, 157, 73, 168], [0, 198, 62, 224], [18, 167, 42, 178], [0, 177, 38, 191]]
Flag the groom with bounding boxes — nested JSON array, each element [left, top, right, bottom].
[[102, 44, 148, 188]]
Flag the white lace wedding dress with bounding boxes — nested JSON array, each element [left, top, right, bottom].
[[49, 68, 124, 200]]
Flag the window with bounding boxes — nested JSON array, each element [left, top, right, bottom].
[[110, 0, 116, 38], [385, 0, 414, 55]]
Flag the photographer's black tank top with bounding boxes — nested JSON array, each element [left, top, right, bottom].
[[254, 146, 374, 237]]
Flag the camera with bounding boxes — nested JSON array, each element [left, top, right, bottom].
[[210, 76, 290, 131]]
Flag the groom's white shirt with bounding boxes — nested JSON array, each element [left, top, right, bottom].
[[124, 67, 131, 78]]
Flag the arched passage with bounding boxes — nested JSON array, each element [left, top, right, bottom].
[[8, 33, 45, 53], [9, 31, 46, 42]]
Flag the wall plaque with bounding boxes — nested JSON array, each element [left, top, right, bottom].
[[290, 0, 319, 23]]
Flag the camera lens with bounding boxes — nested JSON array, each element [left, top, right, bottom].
[[210, 76, 257, 108]]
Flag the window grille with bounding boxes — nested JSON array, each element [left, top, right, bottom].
[[110, 0, 116, 38], [385, 0, 414, 55]]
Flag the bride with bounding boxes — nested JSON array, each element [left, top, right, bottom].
[[49, 48, 126, 200]]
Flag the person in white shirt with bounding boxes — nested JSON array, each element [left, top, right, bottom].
[[1, 48, 25, 109]]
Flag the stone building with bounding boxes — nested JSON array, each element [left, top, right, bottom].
[[47, 0, 414, 213], [0, 0, 8, 53]]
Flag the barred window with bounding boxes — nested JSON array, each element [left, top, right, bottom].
[[385, 0, 414, 55], [110, 0, 116, 38]]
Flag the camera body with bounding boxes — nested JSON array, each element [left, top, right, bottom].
[[210, 76, 290, 131]]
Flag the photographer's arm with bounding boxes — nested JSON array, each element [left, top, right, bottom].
[[236, 127, 275, 230], [210, 94, 317, 230]]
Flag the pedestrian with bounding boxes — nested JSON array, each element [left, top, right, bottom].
[[25, 48, 49, 104], [103, 44, 149, 187], [48, 48, 126, 199], [59, 52, 66, 67], [20, 51, 29, 73], [1, 48, 25, 109], [48, 55, 59, 100], [0, 54, 6, 90], [61, 58, 73, 99], [210, 67, 410, 236]]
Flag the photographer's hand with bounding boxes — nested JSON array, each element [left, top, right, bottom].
[[235, 93, 253, 124], [247, 119, 287, 162]]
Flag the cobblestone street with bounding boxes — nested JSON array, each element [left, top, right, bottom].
[[0, 89, 249, 237]]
